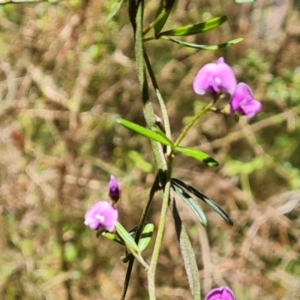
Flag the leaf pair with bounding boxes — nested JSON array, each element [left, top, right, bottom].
[[117, 118, 218, 167], [153, 14, 243, 50], [103, 222, 154, 255], [172, 178, 233, 226]]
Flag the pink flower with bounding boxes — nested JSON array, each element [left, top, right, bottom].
[[193, 57, 237, 96], [205, 286, 235, 300], [108, 175, 120, 202], [84, 201, 118, 232], [230, 82, 262, 118]]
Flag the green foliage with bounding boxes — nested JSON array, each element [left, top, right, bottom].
[[118, 118, 218, 166], [285, 259, 300, 277], [172, 182, 207, 226], [172, 178, 233, 225], [138, 223, 154, 252], [175, 146, 218, 166], [116, 222, 139, 253], [117, 118, 175, 149], [153, 5, 172, 36], [158, 16, 228, 37]]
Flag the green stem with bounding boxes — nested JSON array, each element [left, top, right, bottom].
[[148, 161, 172, 300], [120, 176, 158, 300], [121, 1, 169, 299], [135, 0, 167, 171], [143, 36, 155, 42], [131, 252, 150, 270], [144, 52, 172, 151], [174, 101, 214, 147]]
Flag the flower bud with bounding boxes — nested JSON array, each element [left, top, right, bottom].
[[108, 175, 120, 203]]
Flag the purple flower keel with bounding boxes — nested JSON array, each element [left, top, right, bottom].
[[230, 82, 262, 118], [205, 286, 235, 300]]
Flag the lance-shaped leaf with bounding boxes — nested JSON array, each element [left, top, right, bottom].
[[153, 8, 171, 35], [158, 16, 227, 37], [115, 222, 139, 253], [138, 223, 154, 252], [153, 0, 176, 35], [170, 198, 201, 299], [175, 146, 218, 167], [172, 182, 207, 226], [160, 36, 243, 50], [117, 118, 175, 149], [172, 178, 233, 225], [105, 0, 124, 24]]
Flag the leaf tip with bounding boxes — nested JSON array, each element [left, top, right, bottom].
[[203, 157, 218, 167], [227, 219, 234, 226]]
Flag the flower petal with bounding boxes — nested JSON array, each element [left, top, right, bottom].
[[240, 99, 262, 118], [84, 201, 118, 232], [193, 57, 236, 96]]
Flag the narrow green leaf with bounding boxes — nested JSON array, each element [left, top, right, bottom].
[[172, 178, 233, 225], [117, 118, 175, 148], [102, 232, 124, 245], [170, 198, 201, 299], [172, 183, 207, 226], [105, 0, 124, 24], [160, 36, 243, 50], [158, 16, 227, 37], [154, 8, 171, 35], [137, 223, 155, 252], [175, 146, 218, 167], [115, 222, 139, 253], [153, 0, 176, 35]]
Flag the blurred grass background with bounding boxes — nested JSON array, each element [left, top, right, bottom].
[[0, 0, 300, 299]]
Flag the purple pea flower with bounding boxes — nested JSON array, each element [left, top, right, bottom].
[[230, 82, 262, 118], [108, 175, 120, 202], [84, 201, 118, 232], [193, 57, 237, 96], [205, 286, 235, 300]]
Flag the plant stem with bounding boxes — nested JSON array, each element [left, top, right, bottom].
[[174, 101, 214, 147], [130, 252, 149, 270], [144, 52, 172, 154], [121, 1, 169, 299], [134, 0, 167, 172], [148, 160, 172, 299]]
